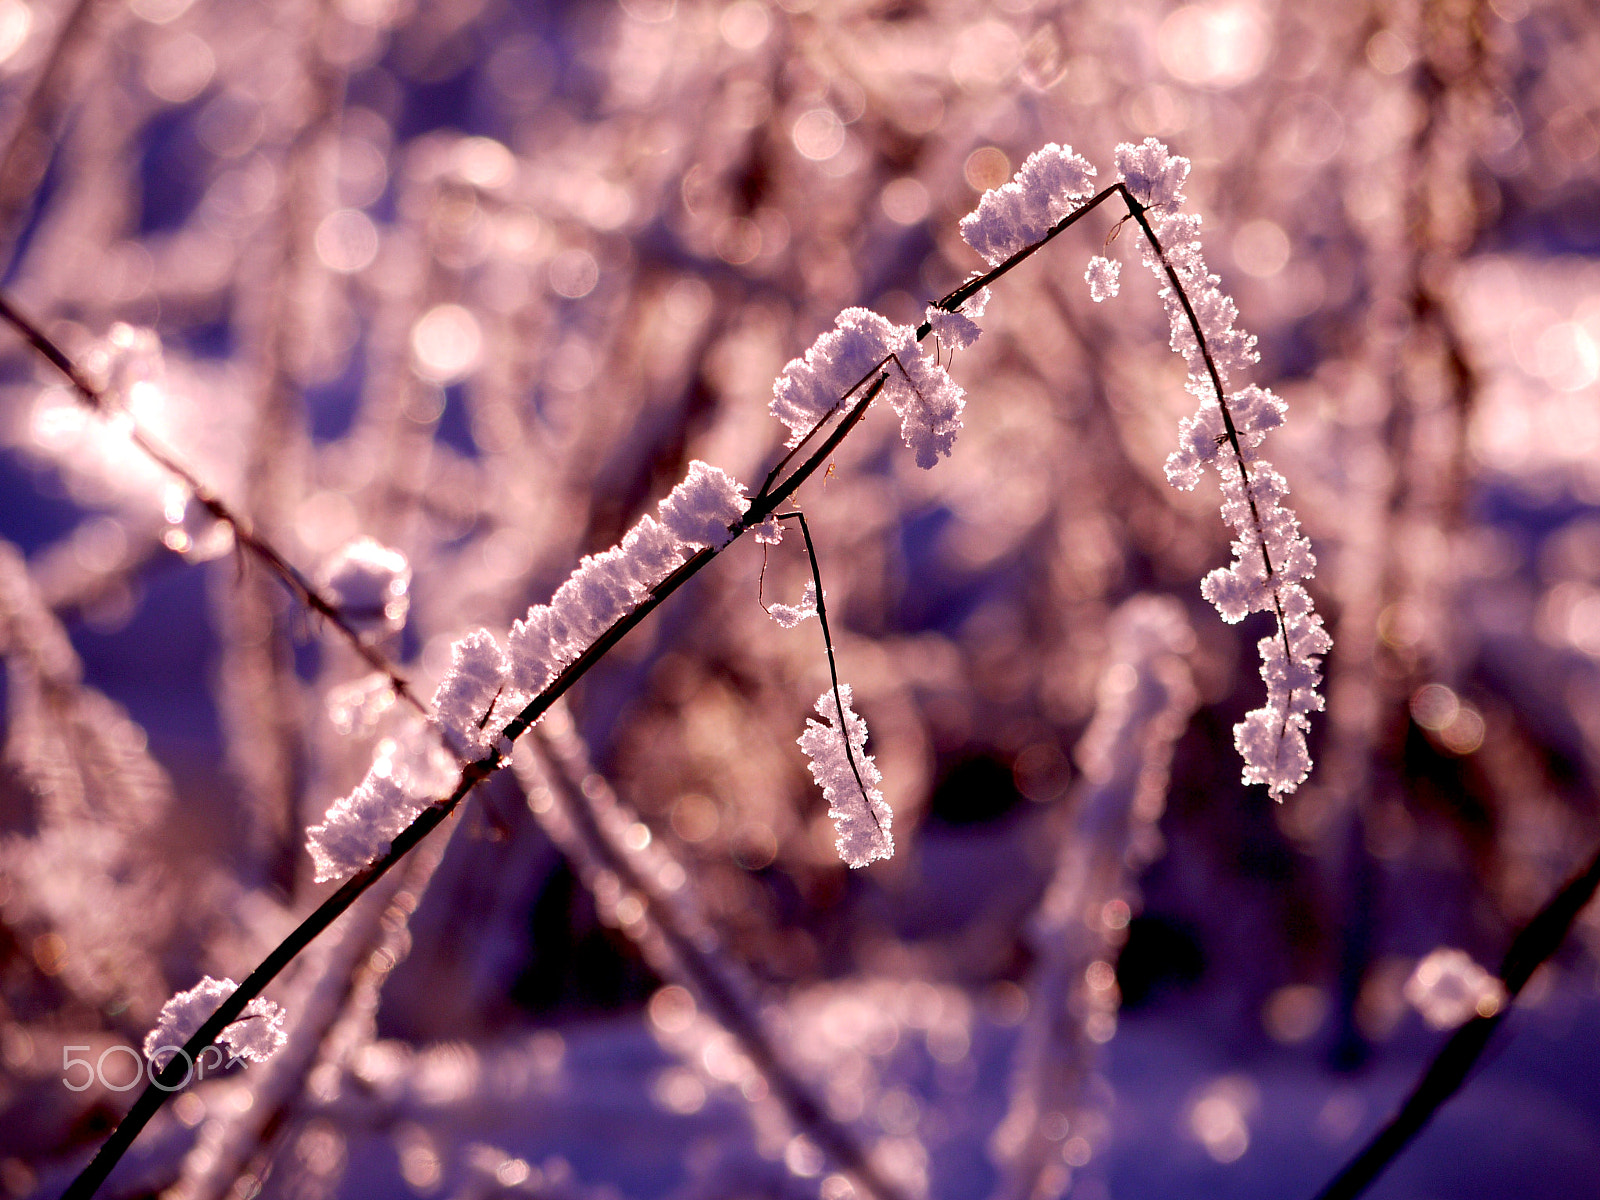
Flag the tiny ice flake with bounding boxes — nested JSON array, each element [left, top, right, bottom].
[[144, 976, 287, 1068], [1086, 256, 1121, 302], [754, 515, 784, 545], [768, 581, 818, 628], [797, 684, 893, 868]]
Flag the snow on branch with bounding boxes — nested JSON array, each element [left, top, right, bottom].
[[959, 143, 1097, 266], [306, 460, 752, 881], [143, 976, 286, 1068], [770, 306, 972, 469]]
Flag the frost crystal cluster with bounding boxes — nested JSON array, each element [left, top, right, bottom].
[[769, 306, 969, 469], [144, 976, 287, 1067], [1110, 138, 1329, 796], [797, 685, 893, 868], [959, 143, 1097, 265], [305, 461, 751, 880]]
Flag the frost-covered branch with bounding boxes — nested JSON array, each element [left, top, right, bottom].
[[65, 139, 1322, 1195]]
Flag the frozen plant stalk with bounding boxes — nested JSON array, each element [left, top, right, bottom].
[[1108, 139, 1328, 796]]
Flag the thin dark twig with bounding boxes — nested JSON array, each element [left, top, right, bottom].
[[772, 508, 883, 837], [761, 185, 1126, 501], [1310, 840, 1600, 1200], [928, 183, 1125, 325], [1119, 185, 1296, 751], [0, 292, 428, 719]]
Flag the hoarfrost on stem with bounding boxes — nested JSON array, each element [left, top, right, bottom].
[[770, 307, 969, 469], [657, 460, 749, 549], [143, 976, 287, 1067], [305, 723, 459, 882], [959, 143, 1096, 266], [797, 684, 893, 868], [431, 628, 511, 754], [1108, 137, 1329, 797], [770, 307, 916, 445]]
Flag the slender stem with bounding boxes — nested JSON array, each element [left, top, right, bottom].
[[1309, 839, 1600, 1200], [1119, 184, 1296, 754], [59, 178, 1212, 1195]]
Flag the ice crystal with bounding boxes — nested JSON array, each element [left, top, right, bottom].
[[767, 580, 818, 628], [431, 628, 511, 753], [1086, 256, 1121, 302], [797, 684, 892, 868]]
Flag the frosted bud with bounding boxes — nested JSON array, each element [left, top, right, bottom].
[[319, 537, 412, 635], [1404, 948, 1506, 1029]]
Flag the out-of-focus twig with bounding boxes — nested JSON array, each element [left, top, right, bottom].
[[1310, 838, 1600, 1200], [0, 291, 428, 718]]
